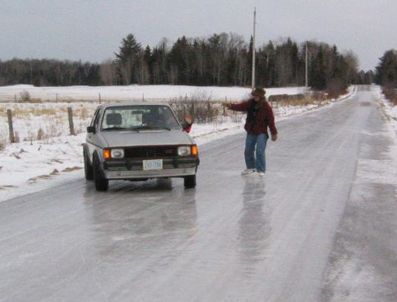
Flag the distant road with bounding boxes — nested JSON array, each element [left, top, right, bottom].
[[1, 86, 396, 302]]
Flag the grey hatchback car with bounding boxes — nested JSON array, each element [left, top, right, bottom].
[[83, 103, 199, 191]]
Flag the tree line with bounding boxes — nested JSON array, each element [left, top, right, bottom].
[[375, 49, 397, 88], [0, 59, 101, 86], [0, 32, 377, 93], [376, 49, 397, 104]]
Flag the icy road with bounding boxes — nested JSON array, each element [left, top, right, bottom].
[[1, 86, 396, 302]]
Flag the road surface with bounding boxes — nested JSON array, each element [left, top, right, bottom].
[[1, 86, 396, 302]]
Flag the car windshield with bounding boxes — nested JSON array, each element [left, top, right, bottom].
[[101, 105, 180, 131]]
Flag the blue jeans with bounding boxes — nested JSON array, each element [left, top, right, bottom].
[[244, 133, 268, 172]]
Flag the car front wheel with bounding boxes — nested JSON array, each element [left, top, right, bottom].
[[184, 175, 196, 189], [93, 155, 109, 191]]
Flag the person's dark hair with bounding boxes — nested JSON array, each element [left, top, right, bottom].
[[251, 87, 266, 97]]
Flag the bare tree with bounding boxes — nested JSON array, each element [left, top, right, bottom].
[[100, 59, 117, 85]]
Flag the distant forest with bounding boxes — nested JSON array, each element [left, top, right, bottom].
[[0, 32, 392, 93]]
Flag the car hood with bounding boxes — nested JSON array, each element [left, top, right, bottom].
[[100, 129, 194, 147]]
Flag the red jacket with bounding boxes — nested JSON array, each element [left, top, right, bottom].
[[229, 98, 277, 136]]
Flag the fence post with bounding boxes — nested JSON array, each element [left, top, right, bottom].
[[7, 109, 15, 143], [191, 102, 195, 116], [67, 107, 75, 135]]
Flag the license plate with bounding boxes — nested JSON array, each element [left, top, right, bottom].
[[143, 159, 163, 171]]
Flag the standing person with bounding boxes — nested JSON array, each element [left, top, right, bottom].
[[225, 87, 278, 176]]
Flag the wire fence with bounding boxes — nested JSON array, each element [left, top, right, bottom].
[[1, 93, 317, 150]]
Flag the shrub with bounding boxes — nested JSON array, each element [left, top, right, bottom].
[[169, 97, 223, 124], [326, 79, 347, 98], [382, 86, 397, 105], [37, 128, 45, 140], [20, 90, 31, 102]]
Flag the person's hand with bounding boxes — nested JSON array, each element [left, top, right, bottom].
[[184, 114, 193, 126], [271, 134, 278, 141]]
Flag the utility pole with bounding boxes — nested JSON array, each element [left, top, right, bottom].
[[305, 42, 309, 90], [251, 7, 256, 89], [29, 61, 33, 84]]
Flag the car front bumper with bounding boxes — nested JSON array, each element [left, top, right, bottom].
[[103, 157, 199, 180]]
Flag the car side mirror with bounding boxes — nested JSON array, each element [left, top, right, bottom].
[[182, 115, 193, 133], [87, 126, 96, 134]]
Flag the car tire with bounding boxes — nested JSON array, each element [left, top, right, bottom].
[[84, 150, 94, 181], [184, 175, 196, 189], [93, 155, 109, 191]]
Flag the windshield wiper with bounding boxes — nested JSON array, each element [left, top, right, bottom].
[[133, 125, 171, 131], [102, 127, 131, 131]]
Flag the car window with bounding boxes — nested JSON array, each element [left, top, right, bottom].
[[90, 109, 100, 127], [94, 109, 103, 128], [101, 105, 180, 130]]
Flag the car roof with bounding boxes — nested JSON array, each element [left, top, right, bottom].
[[97, 102, 171, 110]]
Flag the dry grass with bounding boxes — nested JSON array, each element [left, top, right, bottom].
[[37, 128, 45, 140], [169, 99, 223, 123], [0, 103, 96, 141], [14, 132, 20, 143], [0, 107, 57, 117], [20, 98, 43, 103], [0, 93, 330, 145], [170, 94, 329, 124], [0, 139, 5, 151], [269, 96, 325, 108]]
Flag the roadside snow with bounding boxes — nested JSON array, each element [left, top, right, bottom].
[[322, 86, 397, 302], [374, 86, 397, 133], [362, 86, 397, 186], [0, 85, 356, 202]]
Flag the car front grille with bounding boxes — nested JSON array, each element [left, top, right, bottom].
[[124, 146, 178, 159]]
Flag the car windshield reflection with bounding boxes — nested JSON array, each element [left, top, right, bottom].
[[101, 105, 180, 131]]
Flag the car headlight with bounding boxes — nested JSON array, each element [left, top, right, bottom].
[[111, 148, 124, 159], [178, 146, 191, 156]]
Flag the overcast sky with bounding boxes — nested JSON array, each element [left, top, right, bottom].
[[0, 0, 396, 71]]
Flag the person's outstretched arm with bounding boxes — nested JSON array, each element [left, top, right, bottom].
[[224, 100, 250, 112]]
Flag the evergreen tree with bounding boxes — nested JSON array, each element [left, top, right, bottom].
[[375, 50, 397, 87], [310, 46, 327, 90], [115, 34, 142, 84]]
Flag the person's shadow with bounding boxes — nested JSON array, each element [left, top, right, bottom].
[[238, 178, 271, 275]]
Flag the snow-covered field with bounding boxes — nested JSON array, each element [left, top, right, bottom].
[[0, 84, 307, 103], [0, 85, 355, 202], [0, 84, 307, 146]]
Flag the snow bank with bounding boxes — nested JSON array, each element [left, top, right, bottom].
[[374, 86, 397, 134]]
